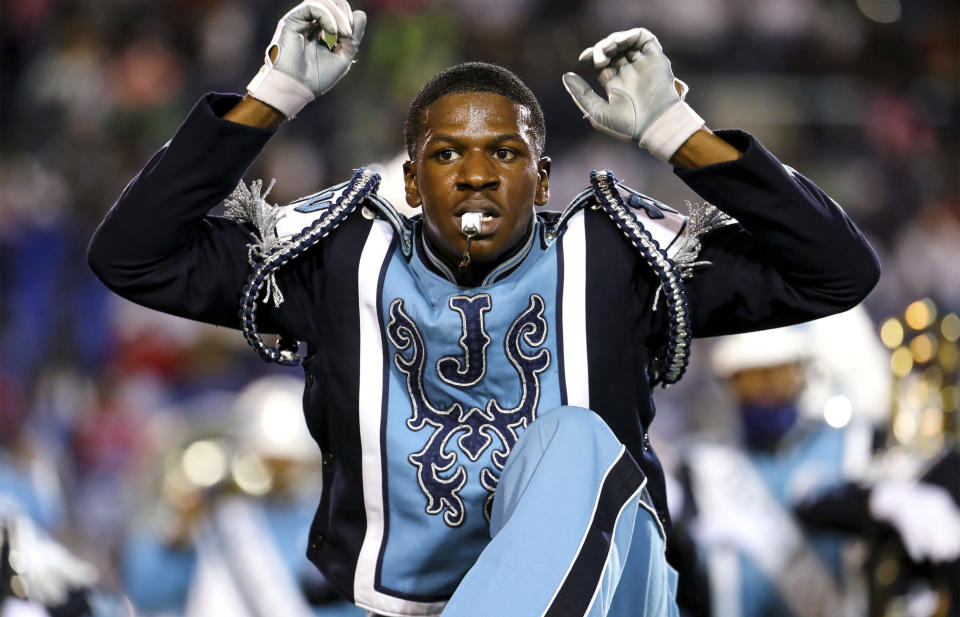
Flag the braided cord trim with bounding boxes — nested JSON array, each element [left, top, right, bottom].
[[239, 169, 381, 365], [591, 171, 691, 386]]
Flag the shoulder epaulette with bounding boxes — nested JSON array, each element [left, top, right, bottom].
[[276, 181, 414, 254], [547, 171, 734, 386], [227, 167, 412, 365]]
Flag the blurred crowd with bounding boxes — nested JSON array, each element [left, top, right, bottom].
[[0, 0, 958, 615]]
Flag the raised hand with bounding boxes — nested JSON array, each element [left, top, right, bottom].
[[562, 28, 704, 162], [871, 480, 960, 563], [247, 0, 367, 119]]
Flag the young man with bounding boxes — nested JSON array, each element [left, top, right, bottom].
[[88, 1, 880, 615]]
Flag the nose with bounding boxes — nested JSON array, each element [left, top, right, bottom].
[[456, 150, 499, 192]]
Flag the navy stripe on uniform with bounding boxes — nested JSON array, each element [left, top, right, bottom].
[[544, 450, 646, 617]]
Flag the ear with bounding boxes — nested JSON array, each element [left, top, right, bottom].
[[534, 156, 551, 206], [402, 160, 421, 209]]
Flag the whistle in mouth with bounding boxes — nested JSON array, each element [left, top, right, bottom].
[[460, 212, 482, 237]]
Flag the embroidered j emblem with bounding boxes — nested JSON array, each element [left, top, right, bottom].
[[437, 295, 492, 387], [386, 294, 550, 527]]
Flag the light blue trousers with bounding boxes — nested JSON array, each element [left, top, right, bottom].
[[442, 406, 679, 617]]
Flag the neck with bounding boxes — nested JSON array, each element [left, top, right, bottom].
[[452, 259, 488, 287]]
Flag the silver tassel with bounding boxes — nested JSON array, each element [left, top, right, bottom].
[[651, 201, 735, 310], [226, 178, 292, 308]]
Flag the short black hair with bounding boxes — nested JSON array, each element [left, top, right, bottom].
[[404, 62, 546, 159]]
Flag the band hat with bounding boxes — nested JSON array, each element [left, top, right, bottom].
[[709, 325, 811, 378], [234, 375, 319, 463]]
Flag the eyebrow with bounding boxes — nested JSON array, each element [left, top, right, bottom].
[[425, 133, 529, 146]]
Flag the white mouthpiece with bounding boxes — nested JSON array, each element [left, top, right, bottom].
[[461, 212, 483, 237]]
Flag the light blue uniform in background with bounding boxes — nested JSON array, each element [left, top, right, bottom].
[[749, 423, 849, 579], [0, 454, 63, 530], [122, 497, 366, 617], [685, 421, 858, 617]]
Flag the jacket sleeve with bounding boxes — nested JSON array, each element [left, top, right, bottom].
[[674, 130, 881, 338], [87, 93, 319, 339], [793, 481, 874, 534]]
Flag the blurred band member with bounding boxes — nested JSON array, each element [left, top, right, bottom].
[[671, 321, 960, 617]]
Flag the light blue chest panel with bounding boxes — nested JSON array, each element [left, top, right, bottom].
[[374, 218, 563, 595]]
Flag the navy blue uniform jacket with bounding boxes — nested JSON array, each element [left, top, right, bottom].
[[88, 93, 880, 606]]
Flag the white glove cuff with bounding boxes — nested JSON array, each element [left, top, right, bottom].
[[247, 65, 316, 119], [868, 480, 903, 521], [639, 100, 705, 163]]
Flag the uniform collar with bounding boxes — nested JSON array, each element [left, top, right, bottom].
[[418, 214, 537, 287]]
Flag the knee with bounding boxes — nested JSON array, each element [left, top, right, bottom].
[[526, 405, 619, 452]]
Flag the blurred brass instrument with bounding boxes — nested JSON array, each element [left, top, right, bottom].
[[881, 298, 959, 453], [870, 298, 959, 617]]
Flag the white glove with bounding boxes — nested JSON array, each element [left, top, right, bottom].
[[870, 480, 960, 563], [247, 0, 367, 118], [4, 511, 99, 605], [562, 28, 705, 163]]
